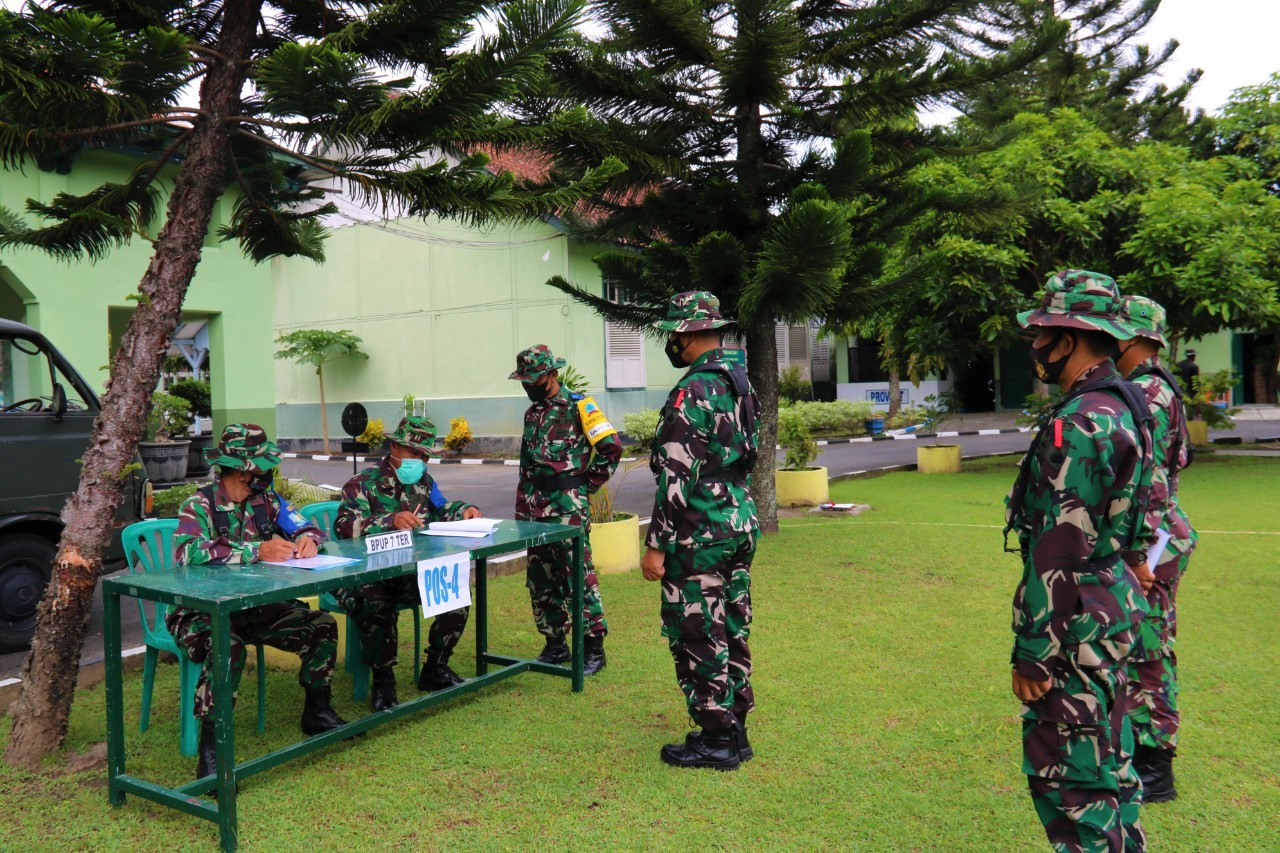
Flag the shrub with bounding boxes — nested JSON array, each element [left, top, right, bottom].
[[168, 378, 211, 418], [885, 404, 929, 430], [1186, 370, 1240, 430], [147, 392, 194, 441], [444, 416, 473, 452], [1016, 389, 1064, 429], [778, 409, 819, 470], [919, 391, 962, 444], [356, 417, 386, 447], [559, 364, 589, 395], [778, 365, 812, 404], [783, 400, 876, 435], [623, 408, 662, 453], [151, 482, 200, 517]]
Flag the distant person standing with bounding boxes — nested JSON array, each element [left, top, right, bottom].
[[1176, 348, 1199, 395]]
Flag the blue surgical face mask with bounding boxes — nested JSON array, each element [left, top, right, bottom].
[[394, 457, 425, 485]]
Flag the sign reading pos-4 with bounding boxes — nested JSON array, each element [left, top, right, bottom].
[[416, 552, 472, 618]]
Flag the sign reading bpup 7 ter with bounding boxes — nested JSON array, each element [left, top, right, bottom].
[[417, 553, 472, 618]]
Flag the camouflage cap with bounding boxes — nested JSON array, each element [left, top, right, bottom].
[[387, 415, 439, 455], [204, 423, 281, 472], [652, 291, 733, 333], [509, 344, 567, 381], [1016, 269, 1135, 341], [1117, 295, 1169, 348]]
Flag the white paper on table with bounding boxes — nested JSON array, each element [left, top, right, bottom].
[[262, 555, 361, 571], [417, 552, 472, 619], [419, 517, 502, 538], [1144, 528, 1173, 569]]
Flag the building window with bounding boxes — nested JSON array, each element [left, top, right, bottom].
[[603, 282, 646, 389], [847, 337, 890, 383]]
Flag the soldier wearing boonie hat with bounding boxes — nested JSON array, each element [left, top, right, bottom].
[[333, 416, 484, 709], [1114, 295, 1198, 803], [169, 423, 345, 784], [1005, 271, 1153, 851]]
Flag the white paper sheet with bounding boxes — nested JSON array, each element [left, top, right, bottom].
[[261, 555, 361, 571], [1144, 528, 1173, 570]]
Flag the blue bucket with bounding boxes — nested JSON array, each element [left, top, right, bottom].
[[865, 417, 885, 435]]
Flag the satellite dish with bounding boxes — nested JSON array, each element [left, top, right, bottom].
[[341, 403, 368, 438]]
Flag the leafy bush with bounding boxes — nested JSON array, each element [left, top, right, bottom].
[[151, 482, 200, 517], [559, 364, 589, 395], [1016, 389, 1064, 429], [778, 365, 812, 404], [278, 478, 340, 507], [147, 393, 194, 441], [168, 379, 211, 418], [623, 408, 662, 453], [778, 409, 819, 470], [444, 416, 473, 452], [783, 400, 876, 435], [1186, 370, 1240, 430], [356, 417, 386, 447], [919, 391, 962, 444], [885, 404, 929, 430]]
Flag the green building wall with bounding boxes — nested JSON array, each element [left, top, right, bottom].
[[0, 150, 276, 434]]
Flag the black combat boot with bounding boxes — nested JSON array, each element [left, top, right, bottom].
[[370, 665, 398, 712], [536, 637, 571, 665], [661, 726, 741, 771], [418, 647, 466, 692], [195, 718, 217, 781], [300, 684, 348, 737], [583, 635, 607, 677], [1135, 744, 1177, 803], [685, 719, 753, 763]]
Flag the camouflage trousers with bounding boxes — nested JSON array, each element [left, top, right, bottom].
[[659, 532, 754, 731], [166, 602, 336, 720], [523, 512, 607, 640], [332, 577, 468, 666], [1127, 551, 1188, 751], [1023, 636, 1145, 853]]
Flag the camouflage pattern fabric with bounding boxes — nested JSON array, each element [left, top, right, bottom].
[[516, 382, 622, 639], [174, 481, 326, 566], [509, 344, 567, 381], [203, 422, 282, 471], [333, 456, 476, 659], [1017, 270, 1136, 341], [1005, 360, 1151, 852], [166, 602, 337, 720], [647, 348, 760, 552], [386, 415, 441, 455], [660, 532, 754, 730], [652, 290, 734, 332]]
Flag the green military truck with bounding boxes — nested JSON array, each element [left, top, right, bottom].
[[0, 318, 151, 651]]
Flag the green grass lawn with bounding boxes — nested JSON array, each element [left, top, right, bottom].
[[2, 455, 1277, 851]]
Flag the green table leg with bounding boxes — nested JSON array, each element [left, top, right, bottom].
[[212, 608, 238, 851], [475, 556, 488, 676], [571, 529, 584, 693], [104, 588, 126, 806]]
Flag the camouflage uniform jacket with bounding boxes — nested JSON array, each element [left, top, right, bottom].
[[516, 384, 622, 520], [334, 456, 473, 539], [174, 481, 325, 566], [1128, 357, 1196, 575], [648, 348, 760, 553], [1004, 361, 1151, 682]]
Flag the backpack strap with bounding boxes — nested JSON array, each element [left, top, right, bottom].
[[198, 485, 232, 538], [1130, 363, 1193, 470], [687, 359, 759, 475]]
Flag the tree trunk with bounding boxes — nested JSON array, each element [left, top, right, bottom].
[[745, 319, 779, 535], [4, 0, 262, 770], [887, 366, 902, 420], [317, 367, 330, 454]]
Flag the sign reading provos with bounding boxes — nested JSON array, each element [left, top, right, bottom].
[[341, 402, 368, 438], [365, 529, 414, 554]]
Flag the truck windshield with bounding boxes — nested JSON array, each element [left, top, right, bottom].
[[0, 336, 89, 413]]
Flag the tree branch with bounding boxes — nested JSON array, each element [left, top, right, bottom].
[[231, 129, 347, 177]]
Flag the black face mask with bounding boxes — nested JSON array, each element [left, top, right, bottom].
[[523, 381, 551, 402], [1029, 330, 1071, 386], [248, 471, 274, 495], [665, 336, 688, 369]]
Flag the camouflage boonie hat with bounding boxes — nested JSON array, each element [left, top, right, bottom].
[[509, 344, 567, 381], [1117, 295, 1169, 347], [204, 423, 281, 472], [653, 291, 733, 333], [1016, 269, 1134, 341], [387, 416, 439, 455]]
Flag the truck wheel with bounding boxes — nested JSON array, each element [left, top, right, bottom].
[[0, 535, 55, 652]]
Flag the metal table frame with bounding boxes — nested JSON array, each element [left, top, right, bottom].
[[102, 520, 584, 851]]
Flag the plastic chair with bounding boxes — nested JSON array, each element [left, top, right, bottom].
[[301, 501, 422, 700], [121, 519, 266, 757]]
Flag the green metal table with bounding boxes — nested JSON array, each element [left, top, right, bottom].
[[102, 520, 584, 851]]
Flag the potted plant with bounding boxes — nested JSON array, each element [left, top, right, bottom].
[[169, 378, 212, 476], [138, 392, 194, 484], [917, 391, 962, 474], [775, 411, 829, 506], [1184, 369, 1240, 446], [588, 465, 644, 574], [354, 417, 388, 454]]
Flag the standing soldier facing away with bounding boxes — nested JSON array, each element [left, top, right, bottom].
[[334, 416, 484, 709], [510, 344, 621, 676], [641, 291, 760, 772], [1115, 296, 1197, 803], [1004, 271, 1153, 852], [169, 423, 345, 783]]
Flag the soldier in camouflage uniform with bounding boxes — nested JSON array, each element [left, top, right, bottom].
[[510, 344, 622, 675], [333, 416, 483, 709], [1115, 296, 1197, 803], [641, 292, 760, 772], [168, 423, 345, 782], [1005, 271, 1156, 852]]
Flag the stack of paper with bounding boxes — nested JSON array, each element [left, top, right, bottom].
[[421, 518, 502, 538]]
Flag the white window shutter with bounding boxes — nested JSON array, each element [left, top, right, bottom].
[[605, 321, 646, 388]]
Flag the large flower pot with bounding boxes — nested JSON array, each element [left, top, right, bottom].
[[186, 434, 213, 477], [138, 440, 191, 485], [590, 512, 640, 575], [1187, 420, 1209, 446], [917, 444, 962, 474], [775, 466, 830, 507]]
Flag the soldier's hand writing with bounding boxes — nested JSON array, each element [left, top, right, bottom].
[[259, 538, 297, 563], [392, 511, 423, 530], [641, 547, 666, 581], [1012, 671, 1052, 703], [1134, 561, 1155, 592], [294, 536, 319, 559], [462, 506, 483, 520]]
